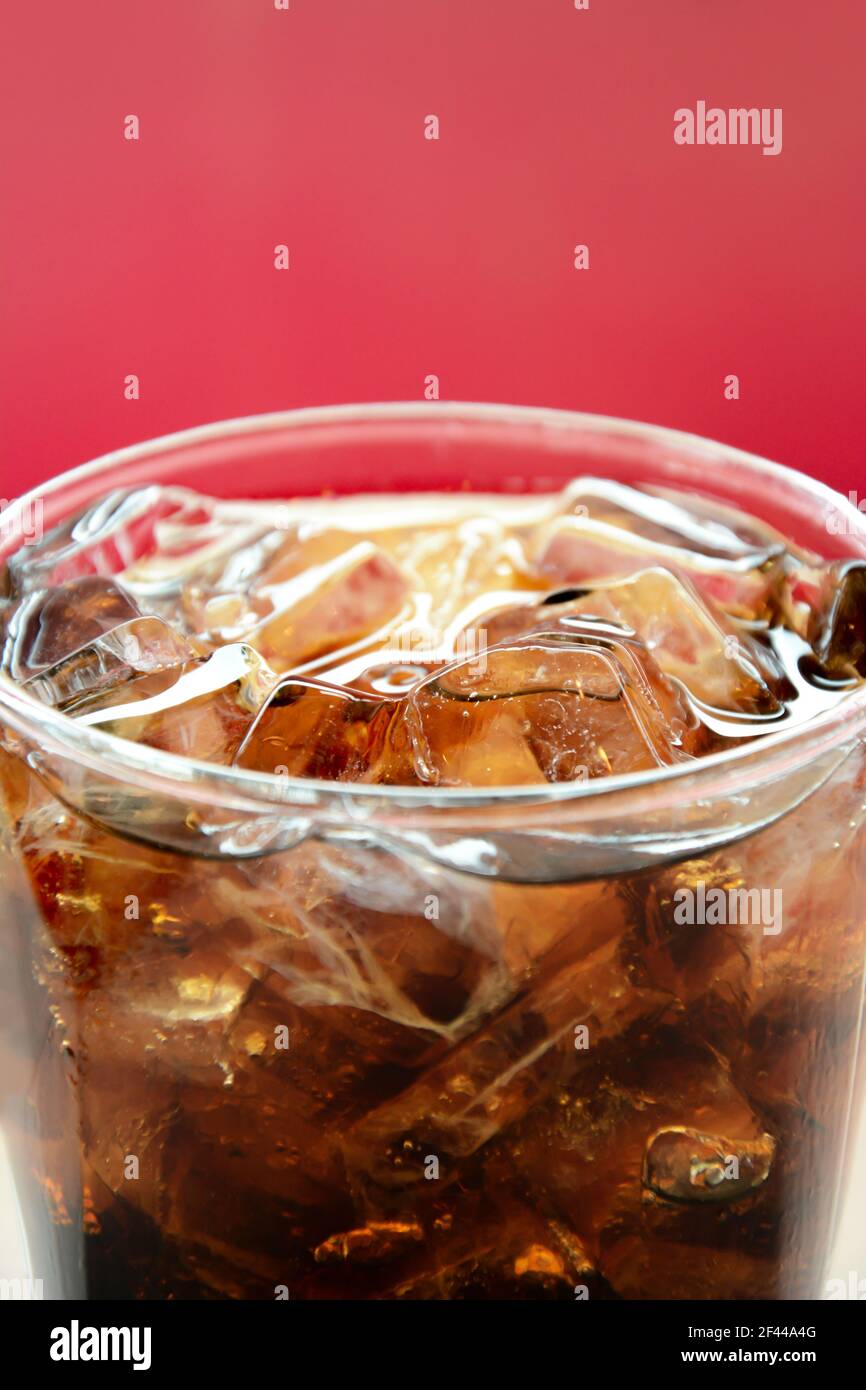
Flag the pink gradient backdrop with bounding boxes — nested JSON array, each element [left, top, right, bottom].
[[1, 0, 863, 496]]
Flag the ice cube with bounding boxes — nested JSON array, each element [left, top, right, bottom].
[[403, 633, 696, 785], [489, 877, 635, 979], [234, 676, 400, 779], [622, 856, 761, 1048], [540, 480, 785, 621], [381, 513, 543, 641], [463, 607, 701, 749], [8, 487, 216, 592], [71, 642, 279, 763], [175, 524, 316, 647], [222, 843, 512, 1043], [80, 1058, 354, 1290], [808, 560, 866, 678], [25, 616, 196, 708], [561, 478, 786, 555], [339, 934, 672, 1195], [516, 569, 783, 721], [240, 531, 410, 673], [77, 947, 263, 1088], [1, 576, 141, 682], [510, 1024, 775, 1297]]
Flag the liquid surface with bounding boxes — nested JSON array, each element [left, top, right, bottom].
[[2, 478, 865, 784]]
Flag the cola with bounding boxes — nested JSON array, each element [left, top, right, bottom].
[[1, 467, 865, 1300]]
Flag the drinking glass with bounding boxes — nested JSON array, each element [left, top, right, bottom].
[[1, 404, 865, 1300]]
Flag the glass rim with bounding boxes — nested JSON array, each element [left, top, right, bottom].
[[2, 400, 866, 819]]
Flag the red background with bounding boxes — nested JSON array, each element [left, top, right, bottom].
[[1, 0, 863, 497]]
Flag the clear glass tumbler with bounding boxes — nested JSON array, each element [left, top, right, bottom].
[[1, 404, 865, 1300]]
